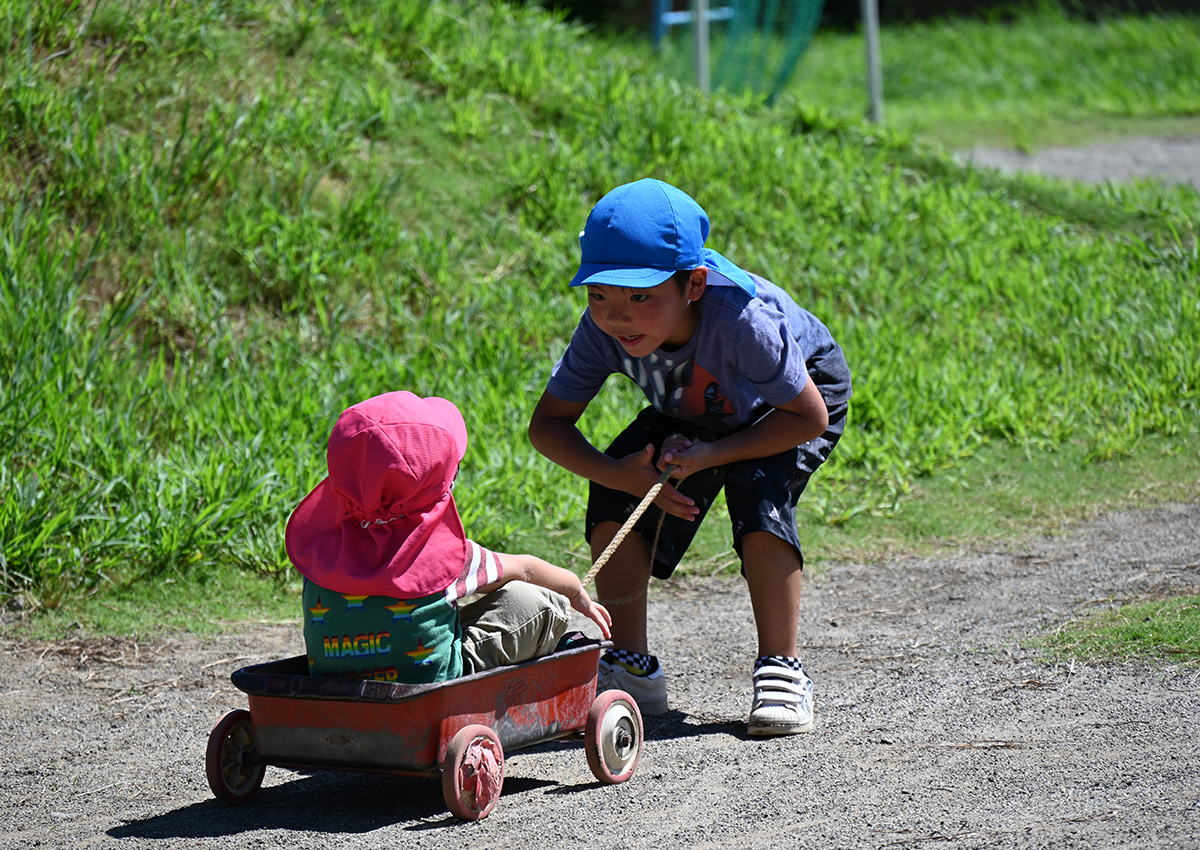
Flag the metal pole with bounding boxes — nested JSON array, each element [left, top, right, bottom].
[[695, 0, 711, 94], [651, 0, 668, 47], [861, 0, 883, 123]]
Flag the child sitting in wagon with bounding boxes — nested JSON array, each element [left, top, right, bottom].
[[285, 390, 611, 683]]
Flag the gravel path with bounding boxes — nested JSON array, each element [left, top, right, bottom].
[[962, 136, 1200, 188], [2, 502, 1198, 849]]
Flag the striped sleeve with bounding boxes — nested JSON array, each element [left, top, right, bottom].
[[444, 541, 504, 604]]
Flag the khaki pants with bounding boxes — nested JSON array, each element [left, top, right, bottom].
[[458, 581, 571, 675]]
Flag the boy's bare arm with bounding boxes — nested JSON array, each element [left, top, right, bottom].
[[661, 378, 829, 478], [528, 391, 699, 520], [527, 391, 612, 483]]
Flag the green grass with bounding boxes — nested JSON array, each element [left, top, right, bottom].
[[1045, 593, 1200, 665], [1, 1, 1198, 656]]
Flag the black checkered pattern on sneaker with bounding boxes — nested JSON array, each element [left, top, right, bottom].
[[755, 655, 803, 672], [602, 648, 655, 674]]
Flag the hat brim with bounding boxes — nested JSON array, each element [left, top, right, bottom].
[[569, 264, 677, 289], [568, 251, 757, 297]]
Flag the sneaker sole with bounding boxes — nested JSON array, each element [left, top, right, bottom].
[[633, 696, 669, 716], [747, 717, 815, 736]]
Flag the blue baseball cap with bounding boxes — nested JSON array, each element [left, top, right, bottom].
[[569, 178, 756, 296]]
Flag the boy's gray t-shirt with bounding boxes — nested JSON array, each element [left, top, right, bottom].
[[547, 274, 852, 436]]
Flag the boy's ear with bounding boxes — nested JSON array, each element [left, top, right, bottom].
[[687, 266, 708, 300]]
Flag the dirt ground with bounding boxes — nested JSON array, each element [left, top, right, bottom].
[[963, 135, 1200, 189], [1, 500, 1197, 849], [2, 141, 1197, 849]]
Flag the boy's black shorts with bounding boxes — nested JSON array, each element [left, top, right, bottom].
[[585, 404, 846, 579]]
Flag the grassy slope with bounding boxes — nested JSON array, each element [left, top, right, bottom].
[[1, 1, 1198, 639]]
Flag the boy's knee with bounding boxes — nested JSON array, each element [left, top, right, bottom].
[[738, 531, 803, 573]]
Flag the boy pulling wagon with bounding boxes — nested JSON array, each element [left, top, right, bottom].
[[529, 179, 851, 736]]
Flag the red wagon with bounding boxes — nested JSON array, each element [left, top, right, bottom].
[[205, 637, 643, 820]]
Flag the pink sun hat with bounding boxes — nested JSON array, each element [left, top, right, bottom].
[[285, 391, 470, 598]]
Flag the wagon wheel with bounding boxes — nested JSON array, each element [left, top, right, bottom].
[[442, 724, 505, 821], [205, 709, 265, 805], [585, 690, 643, 784]]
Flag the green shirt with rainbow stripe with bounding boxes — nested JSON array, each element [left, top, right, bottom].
[[301, 540, 504, 683]]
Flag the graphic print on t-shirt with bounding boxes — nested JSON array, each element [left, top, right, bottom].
[[622, 352, 736, 430]]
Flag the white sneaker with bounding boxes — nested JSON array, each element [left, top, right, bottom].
[[748, 665, 814, 736], [597, 659, 668, 715]]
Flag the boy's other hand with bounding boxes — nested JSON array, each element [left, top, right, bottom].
[[615, 444, 699, 521], [660, 436, 716, 482]]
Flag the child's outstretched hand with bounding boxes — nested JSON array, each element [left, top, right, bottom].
[[570, 587, 612, 639]]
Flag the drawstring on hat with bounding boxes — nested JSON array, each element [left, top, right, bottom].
[[343, 495, 408, 529], [360, 516, 402, 529]]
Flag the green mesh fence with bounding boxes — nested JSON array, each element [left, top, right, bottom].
[[655, 0, 826, 103]]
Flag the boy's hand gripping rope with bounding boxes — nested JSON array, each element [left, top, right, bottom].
[[581, 463, 677, 603]]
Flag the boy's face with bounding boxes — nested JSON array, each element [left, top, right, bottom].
[[585, 271, 707, 358]]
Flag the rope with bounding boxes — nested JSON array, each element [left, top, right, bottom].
[[582, 464, 677, 602]]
